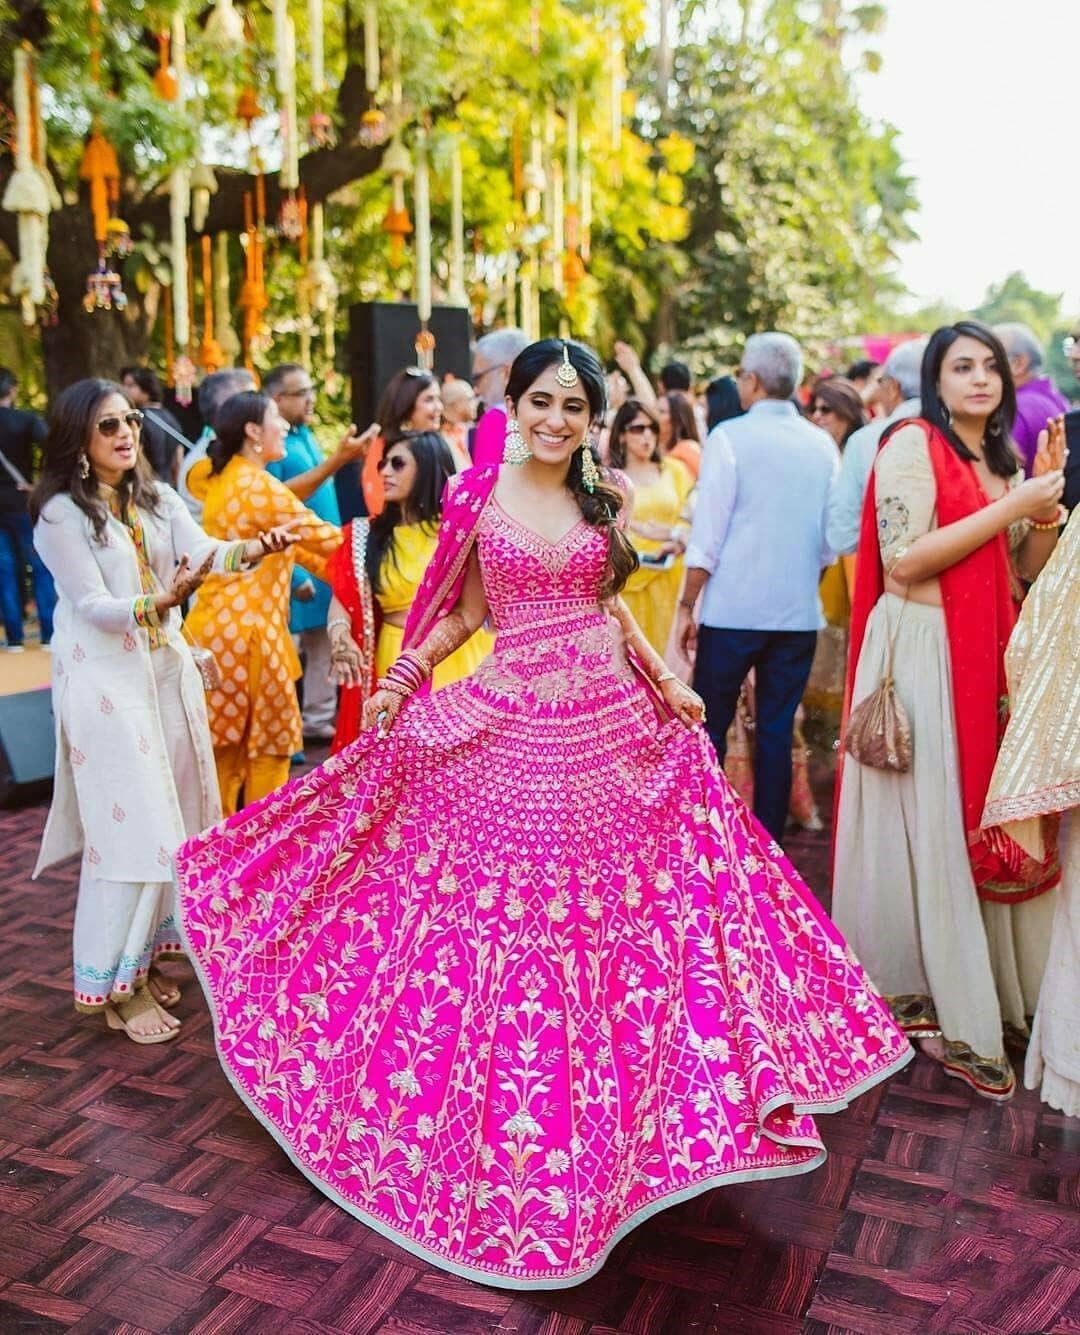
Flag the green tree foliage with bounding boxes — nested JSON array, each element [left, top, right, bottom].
[[651, 0, 917, 365], [972, 271, 1066, 347], [0, 0, 689, 396]]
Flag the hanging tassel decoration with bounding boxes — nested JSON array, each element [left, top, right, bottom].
[[198, 234, 224, 372], [2, 45, 51, 322], [358, 1, 388, 147], [413, 128, 433, 363], [448, 136, 467, 305], [168, 9, 190, 355], [381, 134, 413, 269], [204, 0, 246, 49], [213, 232, 241, 363]]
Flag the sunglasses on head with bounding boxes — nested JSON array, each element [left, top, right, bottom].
[[376, 453, 410, 473], [96, 410, 144, 436]]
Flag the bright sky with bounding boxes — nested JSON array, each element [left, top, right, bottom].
[[854, 0, 1077, 314]]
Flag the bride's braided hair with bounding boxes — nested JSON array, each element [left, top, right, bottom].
[[505, 339, 639, 599]]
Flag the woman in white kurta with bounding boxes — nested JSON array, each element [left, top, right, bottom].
[[31, 379, 298, 1043]]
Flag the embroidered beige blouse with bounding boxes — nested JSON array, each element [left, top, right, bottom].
[[874, 425, 1029, 577]]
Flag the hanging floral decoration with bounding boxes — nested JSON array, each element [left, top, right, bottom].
[[381, 134, 413, 268]]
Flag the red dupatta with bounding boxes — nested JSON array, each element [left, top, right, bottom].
[[327, 519, 382, 752], [841, 419, 1059, 903]]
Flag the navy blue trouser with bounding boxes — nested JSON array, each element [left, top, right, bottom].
[[693, 626, 818, 844], [0, 510, 56, 646]]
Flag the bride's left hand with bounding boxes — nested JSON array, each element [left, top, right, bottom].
[[660, 676, 706, 729]]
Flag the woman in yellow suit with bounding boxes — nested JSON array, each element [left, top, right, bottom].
[[326, 431, 492, 751], [184, 392, 341, 814], [607, 398, 694, 655]]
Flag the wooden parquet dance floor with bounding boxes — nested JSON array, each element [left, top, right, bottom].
[[1, 755, 1078, 1335]]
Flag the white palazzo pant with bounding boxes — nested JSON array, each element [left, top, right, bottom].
[[833, 594, 1056, 1063], [72, 651, 203, 1011]]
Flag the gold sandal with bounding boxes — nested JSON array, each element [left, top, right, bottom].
[[104, 989, 180, 1045], [942, 1040, 1015, 1103], [147, 967, 181, 1010]]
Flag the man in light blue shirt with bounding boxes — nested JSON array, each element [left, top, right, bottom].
[[265, 363, 367, 741], [825, 337, 926, 556], [678, 333, 838, 843]]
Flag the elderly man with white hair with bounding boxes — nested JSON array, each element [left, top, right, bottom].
[[678, 332, 838, 844], [826, 336, 928, 556], [995, 322, 1069, 475], [469, 327, 530, 468]]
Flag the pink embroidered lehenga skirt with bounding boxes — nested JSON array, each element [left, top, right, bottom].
[[176, 508, 910, 1289]]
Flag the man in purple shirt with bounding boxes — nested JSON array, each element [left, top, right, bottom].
[[995, 323, 1070, 474]]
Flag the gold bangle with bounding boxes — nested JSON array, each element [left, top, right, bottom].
[[655, 671, 676, 685], [1029, 506, 1065, 531]]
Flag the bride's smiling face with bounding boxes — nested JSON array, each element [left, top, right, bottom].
[[509, 365, 593, 465]]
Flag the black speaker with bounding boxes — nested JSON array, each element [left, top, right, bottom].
[[0, 689, 55, 805], [339, 301, 473, 522]]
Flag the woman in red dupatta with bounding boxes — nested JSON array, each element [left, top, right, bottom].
[[832, 321, 1065, 1102], [325, 431, 490, 751]]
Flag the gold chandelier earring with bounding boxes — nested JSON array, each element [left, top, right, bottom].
[[579, 438, 599, 493], [503, 415, 531, 465]]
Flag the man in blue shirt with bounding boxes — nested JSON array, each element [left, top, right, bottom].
[[264, 363, 369, 741], [678, 333, 839, 843]]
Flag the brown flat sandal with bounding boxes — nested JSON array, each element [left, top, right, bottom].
[[104, 989, 180, 1045]]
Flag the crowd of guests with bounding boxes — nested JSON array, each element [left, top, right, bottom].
[[6, 312, 1080, 1112]]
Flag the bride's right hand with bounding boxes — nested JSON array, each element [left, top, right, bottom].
[[361, 688, 405, 738]]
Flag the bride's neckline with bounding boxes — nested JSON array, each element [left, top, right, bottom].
[[490, 494, 588, 549]]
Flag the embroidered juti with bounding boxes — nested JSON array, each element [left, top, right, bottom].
[[621, 456, 694, 654], [327, 518, 492, 751], [833, 421, 1059, 1100], [983, 509, 1080, 1112], [32, 486, 247, 1010], [175, 464, 910, 1290], [184, 455, 341, 814]]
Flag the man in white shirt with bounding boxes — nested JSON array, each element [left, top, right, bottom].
[[825, 337, 927, 556], [678, 333, 838, 843]]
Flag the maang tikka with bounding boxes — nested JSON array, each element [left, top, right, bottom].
[[555, 343, 579, 388]]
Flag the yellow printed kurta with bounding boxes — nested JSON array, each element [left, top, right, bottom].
[[185, 455, 341, 760], [374, 522, 492, 684], [621, 456, 695, 655]]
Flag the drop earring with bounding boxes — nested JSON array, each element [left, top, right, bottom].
[[78, 453, 90, 479], [579, 439, 599, 493], [503, 416, 531, 465], [938, 399, 952, 428]]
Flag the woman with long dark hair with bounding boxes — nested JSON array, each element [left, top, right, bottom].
[[657, 388, 703, 478], [30, 379, 297, 1041], [176, 339, 910, 1288], [360, 368, 445, 516], [608, 396, 694, 654], [183, 391, 342, 815], [324, 430, 491, 750], [833, 320, 1066, 1102]]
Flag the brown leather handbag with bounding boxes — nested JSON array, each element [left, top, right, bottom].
[[843, 597, 912, 773]]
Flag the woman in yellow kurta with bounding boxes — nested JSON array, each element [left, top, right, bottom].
[[607, 398, 694, 655], [326, 431, 491, 751], [184, 392, 341, 814]]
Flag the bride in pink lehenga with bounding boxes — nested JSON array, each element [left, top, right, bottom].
[[175, 340, 911, 1290]]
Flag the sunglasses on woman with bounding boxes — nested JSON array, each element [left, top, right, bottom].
[[96, 410, 144, 436], [625, 422, 657, 435], [376, 454, 409, 473]]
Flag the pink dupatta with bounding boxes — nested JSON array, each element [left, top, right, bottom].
[[401, 466, 499, 695]]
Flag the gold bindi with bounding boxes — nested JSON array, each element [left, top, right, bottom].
[[555, 343, 580, 388]]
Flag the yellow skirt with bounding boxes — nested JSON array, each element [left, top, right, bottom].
[[376, 622, 494, 688], [621, 557, 685, 657]]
